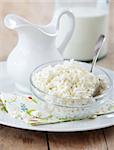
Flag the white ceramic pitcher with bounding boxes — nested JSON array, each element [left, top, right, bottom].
[[4, 11, 75, 93]]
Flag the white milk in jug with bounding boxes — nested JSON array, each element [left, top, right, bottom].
[[56, 6, 109, 61]]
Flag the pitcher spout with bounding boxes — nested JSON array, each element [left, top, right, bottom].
[[4, 14, 31, 30], [4, 13, 57, 37]]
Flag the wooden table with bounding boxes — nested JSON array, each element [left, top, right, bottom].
[[0, 1, 114, 150]]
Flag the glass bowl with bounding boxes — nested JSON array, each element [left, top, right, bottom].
[[30, 60, 113, 119]]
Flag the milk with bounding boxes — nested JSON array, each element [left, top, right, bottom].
[[56, 7, 108, 61]]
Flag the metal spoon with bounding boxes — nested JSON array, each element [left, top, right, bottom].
[[90, 34, 106, 73]]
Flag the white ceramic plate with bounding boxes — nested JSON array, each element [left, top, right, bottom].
[[0, 61, 114, 132]]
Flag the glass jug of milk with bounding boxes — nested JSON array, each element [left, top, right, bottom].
[[55, 0, 109, 61]]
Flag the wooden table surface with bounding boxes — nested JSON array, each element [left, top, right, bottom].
[[0, 1, 114, 150]]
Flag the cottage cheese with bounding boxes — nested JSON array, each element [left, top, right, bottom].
[[32, 60, 107, 106]]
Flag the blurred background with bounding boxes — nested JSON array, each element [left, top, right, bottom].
[[0, 0, 114, 64]]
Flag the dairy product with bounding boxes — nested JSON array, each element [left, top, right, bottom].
[[56, 7, 108, 61], [32, 60, 107, 105]]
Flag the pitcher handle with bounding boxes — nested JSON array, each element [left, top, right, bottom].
[[55, 10, 75, 54]]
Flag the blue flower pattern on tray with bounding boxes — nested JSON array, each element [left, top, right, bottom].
[[20, 103, 28, 112]]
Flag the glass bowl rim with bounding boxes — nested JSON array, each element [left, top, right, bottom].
[[30, 60, 113, 108]]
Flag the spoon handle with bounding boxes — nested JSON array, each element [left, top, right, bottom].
[[90, 35, 106, 73]]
